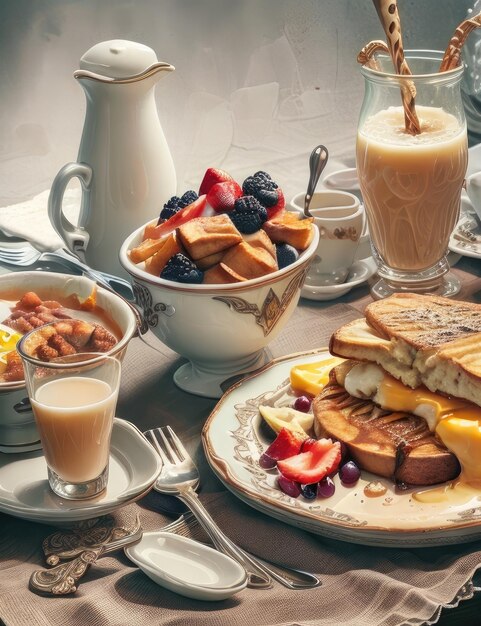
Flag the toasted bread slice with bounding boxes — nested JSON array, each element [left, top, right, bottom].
[[177, 214, 242, 260], [330, 294, 481, 406], [262, 212, 314, 250], [365, 293, 481, 349], [313, 373, 460, 486], [330, 317, 422, 388]]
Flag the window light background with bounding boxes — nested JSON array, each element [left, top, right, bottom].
[[0, 0, 475, 209]]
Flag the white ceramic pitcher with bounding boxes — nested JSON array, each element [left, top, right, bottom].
[[48, 40, 177, 276]]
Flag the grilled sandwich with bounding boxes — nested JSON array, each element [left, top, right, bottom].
[[314, 293, 481, 487]]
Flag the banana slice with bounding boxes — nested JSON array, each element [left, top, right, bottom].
[[259, 405, 313, 436]]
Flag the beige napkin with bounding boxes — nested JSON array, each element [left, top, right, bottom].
[[1, 487, 480, 626], [0, 188, 80, 251]]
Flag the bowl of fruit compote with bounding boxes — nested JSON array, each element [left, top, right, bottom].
[[0, 271, 137, 451], [120, 167, 319, 398]]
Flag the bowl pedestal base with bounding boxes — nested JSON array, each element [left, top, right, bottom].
[[173, 349, 272, 398]]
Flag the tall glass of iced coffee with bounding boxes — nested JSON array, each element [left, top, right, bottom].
[[356, 50, 467, 299]]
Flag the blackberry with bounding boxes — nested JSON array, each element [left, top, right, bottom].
[[158, 190, 198, 222], [276, 243, 299, 269], [229, 196, 268, 234], [178, 190, 198, 208], [158, 195, 181, 222], [242, 171, 279, 207], [160, 253, 204, 284]]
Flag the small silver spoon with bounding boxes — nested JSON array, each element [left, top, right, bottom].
[[304, 144, 329, 218]]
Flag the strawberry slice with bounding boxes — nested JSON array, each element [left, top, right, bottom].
[[207, 180, 243, 213], [199, 168, 235, 196], [264, 427, 306, 461], [277, 438, 341, 483], [144, 195, 207, 240], [266, 188, 286, 220]]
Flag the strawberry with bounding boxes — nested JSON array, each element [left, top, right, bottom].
[[144, 195, 207, 240], [207, 180, 243, 213], [199, 168, 235, 195], [266, 188, 285, 220], [264, 427, 306, 461], [277, 438, 341, 484]]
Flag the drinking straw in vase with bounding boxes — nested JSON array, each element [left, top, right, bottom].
[[372, 0, 421, 135]]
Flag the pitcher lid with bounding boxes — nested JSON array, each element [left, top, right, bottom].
[[79, 40, 159, 79]]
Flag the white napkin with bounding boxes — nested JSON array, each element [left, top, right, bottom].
[[0, 188, 80, 252]]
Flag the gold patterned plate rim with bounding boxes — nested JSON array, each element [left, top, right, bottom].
[[202, 349, 481, 548]]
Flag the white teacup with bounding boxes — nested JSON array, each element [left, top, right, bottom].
[[464, 171, 481, 220], [290, 190, 365, 286]]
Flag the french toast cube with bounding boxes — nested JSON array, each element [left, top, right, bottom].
[[128, 237, 167, 264], [221, 241, 278, 280], [196, 250, 227, 270], [203, 263, 247, 284], [145, 233, 183, 276], [262, 212, 314, 250], [243, 229, 277, 260], [177, 214, 242, 260]]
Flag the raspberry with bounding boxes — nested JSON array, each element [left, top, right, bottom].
[[242, 171, 279, 207], [229, 196, 267, 234], [276, 243, 299, 269], [160, 253, 204, 284], [158, 190, 198, 222]]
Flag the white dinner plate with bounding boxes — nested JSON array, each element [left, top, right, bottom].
[[202, 350, 481, 548], [0, 418, 161, 524]]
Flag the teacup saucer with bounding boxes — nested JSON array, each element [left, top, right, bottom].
[[448, 196, 481, 259], [301, 257, 377, 301]]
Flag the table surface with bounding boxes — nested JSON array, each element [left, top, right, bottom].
[[0, 255, 480, 626]]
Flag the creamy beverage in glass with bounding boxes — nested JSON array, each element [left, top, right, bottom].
[[357, 105, 467, 271], [356, 51, 467, 299], [31, 376, 117, 484], [18, 322, 121, 500]]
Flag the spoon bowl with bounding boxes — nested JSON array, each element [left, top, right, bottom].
[[125, 531, 247, 601]]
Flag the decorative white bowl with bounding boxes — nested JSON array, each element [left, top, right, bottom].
[[0, 271, 138, 451], [120, 221, 319, 398]]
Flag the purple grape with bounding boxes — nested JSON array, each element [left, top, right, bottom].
[[259, 452, 276, 470], [317, 476, 336, 498], [339, 460, 361, 485], [300, 483, 317, 500], [293, 395, 312, 413], [277, 474, 301, 498]]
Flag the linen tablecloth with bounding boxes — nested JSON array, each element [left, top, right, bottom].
[[2, 280, 481, 626]]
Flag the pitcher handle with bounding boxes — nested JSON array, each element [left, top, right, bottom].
[[48, 162, 92, 261]]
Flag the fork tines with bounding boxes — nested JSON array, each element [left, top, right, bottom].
[[145, 425, 189, 465]]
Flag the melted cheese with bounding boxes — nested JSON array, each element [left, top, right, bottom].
[[290, 356, 344, 396], [344, 363, 481, 500]]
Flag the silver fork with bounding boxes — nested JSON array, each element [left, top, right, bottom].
[[0, 243, 134, 300], [145, 426, 321, 590]]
